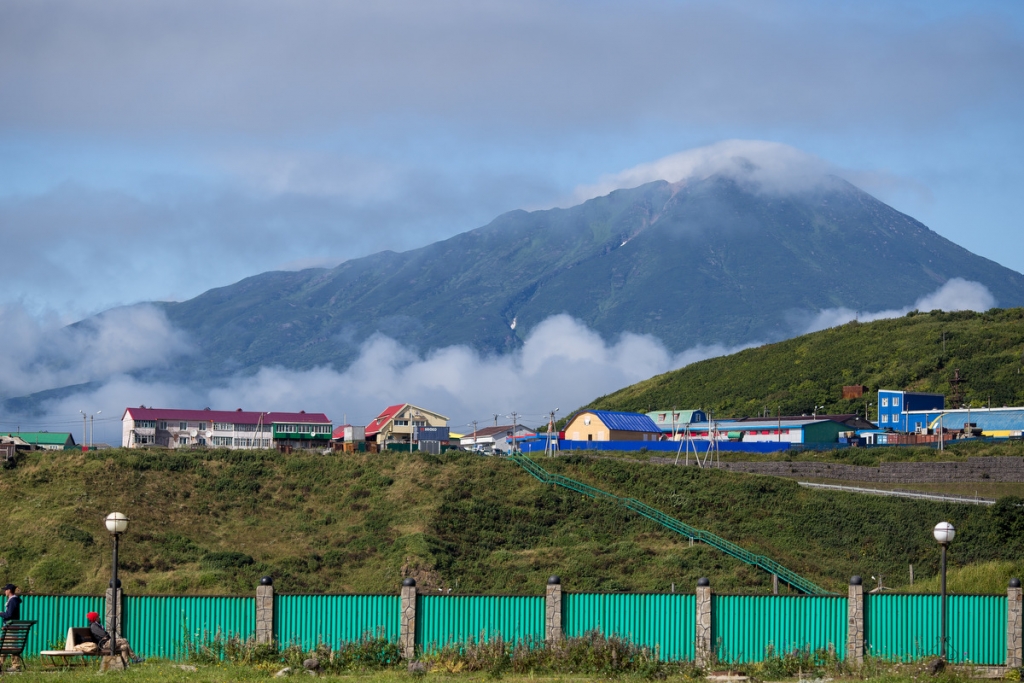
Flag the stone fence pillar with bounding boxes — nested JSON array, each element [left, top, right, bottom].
[[104, 581, 123, 637], [1009, 578, 1022, 668], [545, 576, 563, 643], [695, 578, 712, 667], [256, 576, 274, 645], [400, 578, 417, 659], [847, 576, 864, 665]]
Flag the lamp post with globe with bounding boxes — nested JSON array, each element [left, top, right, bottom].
[[933, 521, 955, 660], [104, 512, 129, 657]]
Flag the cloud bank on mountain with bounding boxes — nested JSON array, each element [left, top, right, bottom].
[[0, 279, 999, 445]]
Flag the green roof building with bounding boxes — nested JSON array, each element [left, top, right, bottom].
[[0, 432, 77, 450]]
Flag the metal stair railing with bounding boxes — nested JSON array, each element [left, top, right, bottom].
[[508, 453, 831, 595]]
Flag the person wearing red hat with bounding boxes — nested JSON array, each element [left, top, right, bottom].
[[86, 611, 143, 664]]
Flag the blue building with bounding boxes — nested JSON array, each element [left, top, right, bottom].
[[877, 390, 944, 432], [646, 409, 708, 433], [905, 407, 1024, 437]]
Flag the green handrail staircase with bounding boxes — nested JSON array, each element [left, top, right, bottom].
[[508, 453, 831, 595]]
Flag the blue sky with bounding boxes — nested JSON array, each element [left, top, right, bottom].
[[2, 0, 1023, 321]]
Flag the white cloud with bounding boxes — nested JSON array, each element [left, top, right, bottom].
[[5, 314, 749, 443], [570, 140, 839, 203], [0, 279, 997, 444], [798, 278, 996, 334], [0, 303, 192, 397]]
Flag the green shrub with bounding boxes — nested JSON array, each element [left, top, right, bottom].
[[200, 551, 254, 570]]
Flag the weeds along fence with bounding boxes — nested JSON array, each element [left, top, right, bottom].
[[18, 589, 1016, 666]]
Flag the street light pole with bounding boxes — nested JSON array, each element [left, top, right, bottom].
[[933, 521, 956, 661], [105, 512, 130, 659]]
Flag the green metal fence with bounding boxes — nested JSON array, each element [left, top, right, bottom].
[[19, 594, 105, 658], [123, 596, 255, 659], [563, 592, 696, 661], [948, 595, 1006, 665], [713, 595, 847, 663], [14, 590, 1014, 666], [275, 594, 399, 650], [416, 595, 544, 652]]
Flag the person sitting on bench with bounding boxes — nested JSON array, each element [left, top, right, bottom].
[[1, 584, 24, 671], [86, 612, 143, 663]]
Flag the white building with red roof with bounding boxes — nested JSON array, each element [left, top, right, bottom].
[[121, 406, 332, 450], [365, 403, 448, 446]]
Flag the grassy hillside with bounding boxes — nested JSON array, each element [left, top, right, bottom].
[[2, 448, 1023, 596], [583, 308, 1024, 419]]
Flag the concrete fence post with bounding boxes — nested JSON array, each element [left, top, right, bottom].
[[256, 576, 274, 645], [695, 577, 713, 667], [545, 576, 563, 643], [104, 582, 123, 637], [400, 578, 418, 659], [847, 576, 865, 666], [1008, 578, 1022, 668]]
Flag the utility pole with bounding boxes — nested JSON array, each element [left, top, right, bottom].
[[510, 411, 518, 454], [80, 410, 87, 449], [545, 410, 559, 457], [472, 420, 478, 452], [493, 414, 499, 428]]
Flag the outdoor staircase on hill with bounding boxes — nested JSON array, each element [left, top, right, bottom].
[[508, 453, 832, 595]]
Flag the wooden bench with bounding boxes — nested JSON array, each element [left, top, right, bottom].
[[39, 627, 101, 669], [0, 620, 37, 672]]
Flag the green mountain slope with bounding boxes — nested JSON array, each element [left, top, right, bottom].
[[150, 176, 1024, 381], [2, 448, 1022, 596], [584, 308, 1024, 418]]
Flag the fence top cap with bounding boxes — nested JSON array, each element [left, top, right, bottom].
[[850, 575, 862, 585], [402, 578, 416, 587], [547, 576, 561, 585], [1011, 578, 1021, 588], [697, 577, 710, 587], [260, 576, 273, 586]]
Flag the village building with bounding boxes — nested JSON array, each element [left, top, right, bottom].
[[0, 432, 76, 450], [460, 425, 535, 454], [562, 410, 661, 443], [364, 404, 449, 446], [121, 407, 332, 449]]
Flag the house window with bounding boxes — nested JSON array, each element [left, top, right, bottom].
[[881, 398, 888, 407], [893, 397, 900, 407], [179, 437, 189, 445], [158, 421, 167, 430], [394, 420, 409, 426], [214, 422, 233, 431], [212, 436, 232, 446], [413, 420, 426, 427], [179, 422, 188, 430], [881, 415, 888, 423]]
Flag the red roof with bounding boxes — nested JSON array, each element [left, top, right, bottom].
[[365, 404, 407, 437], [122, 407, 330, 424], [331, 424, 361, 439]]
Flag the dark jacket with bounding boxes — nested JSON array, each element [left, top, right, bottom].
[[0, 595, 20, 623], [90, 621, 110, 646]]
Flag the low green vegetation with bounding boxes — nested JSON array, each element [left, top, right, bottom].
[[581, 308, 1024, 420], [3, 448, 1024, 596]]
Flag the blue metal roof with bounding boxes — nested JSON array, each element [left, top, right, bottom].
[[922, 408, 1024, 432], [588, 410, 660, 432]]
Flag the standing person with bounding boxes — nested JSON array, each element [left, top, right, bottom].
[[1, 584, 23, 671], [86, 612, 143, 664]]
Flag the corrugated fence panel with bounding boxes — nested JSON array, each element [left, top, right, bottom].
[[948, 595, 1005, 665], [124, 596, 255, 659], [275, 595, 399, 650], [713, 596, 847, 664], [563, 593, 696, 661], [20, 595, 105, 658], [416, 595, 544, 652], [866, 593, 940, 661]]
